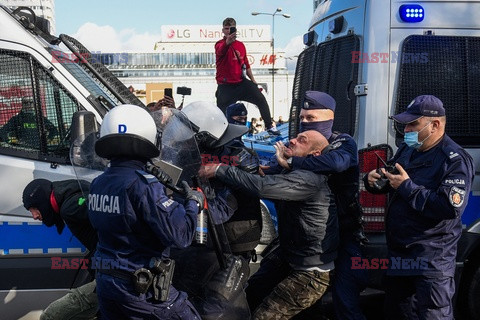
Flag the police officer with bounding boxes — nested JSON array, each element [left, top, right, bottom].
[[226, 102, 248, 127], [364, 95, 474, 319], [0, 96, 58, 147], [88, 104, 204, 319], [275, 91, 368, 320]]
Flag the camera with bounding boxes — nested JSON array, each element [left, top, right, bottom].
[[230, 26, 237, 34], [177, 86, 191, 96], [164, 88, 172, 98]]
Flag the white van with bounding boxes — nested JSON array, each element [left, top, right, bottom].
[[288, 0, 480, 318], [0, 5, 145, 317]]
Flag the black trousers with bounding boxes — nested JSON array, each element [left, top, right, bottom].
[[216, 79, 273, 129]]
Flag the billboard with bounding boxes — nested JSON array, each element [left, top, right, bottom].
[[161, 25, 271, 42]]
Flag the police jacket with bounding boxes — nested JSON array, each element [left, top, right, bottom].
[[206, 140, 262, 253], [52, 180, 97, 252], [364, 135, 474, 277], [88, 159, 199, 300], [216, 166, 338, 267], [288, 133, 363, 240]]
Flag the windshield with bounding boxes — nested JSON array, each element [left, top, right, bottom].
[[56, 54, 118, 107]]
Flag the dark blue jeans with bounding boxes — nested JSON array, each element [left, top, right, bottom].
[[332, 238, 368, 320], [384, 275, 455, 320]]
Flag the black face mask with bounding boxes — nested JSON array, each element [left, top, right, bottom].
[[300, 119, 334, 140], [232, 120, 247, 126]]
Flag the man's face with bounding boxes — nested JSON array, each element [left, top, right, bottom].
[[223, 24, 236, 36], [299, 108, 334, 122], [285, 130, 326, 157], [29, 208, 42, 221], [404, 117, 433, 141], [232, 115, 247, 124], [22, 102, 35, 114]]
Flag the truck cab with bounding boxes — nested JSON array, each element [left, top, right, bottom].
[[287, 0, 480, 318]]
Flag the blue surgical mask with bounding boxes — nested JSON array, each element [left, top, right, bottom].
[[300, 120, 333, 140], [404, 121, 431, 149]]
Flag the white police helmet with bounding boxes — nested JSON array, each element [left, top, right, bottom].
[[182, 101, 248, 148], [95, 104, 160, 159]]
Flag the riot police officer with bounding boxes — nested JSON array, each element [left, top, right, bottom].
[[88, 104, 204, 319], [183, 101, 261, 260]]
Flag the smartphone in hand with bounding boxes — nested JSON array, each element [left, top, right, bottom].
[[164, 88, 173, 98], [229, 26, 237, 34]]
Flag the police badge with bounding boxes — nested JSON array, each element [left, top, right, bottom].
[[449, 186, 466, 208]]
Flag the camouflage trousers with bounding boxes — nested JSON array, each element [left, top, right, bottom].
[[40, 280, 98, 320], [252, 269, 331, 320]]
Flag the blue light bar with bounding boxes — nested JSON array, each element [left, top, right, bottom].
[[399, 4, 425, 23]]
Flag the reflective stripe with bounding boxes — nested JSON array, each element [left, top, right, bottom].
[[0, 222, 85, 255]]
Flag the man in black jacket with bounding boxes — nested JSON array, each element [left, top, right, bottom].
[[202, 130, 338, 319], [22, 178, 98, 320]]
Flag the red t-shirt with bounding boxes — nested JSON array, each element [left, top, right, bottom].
[[215, 38, 251, 84]]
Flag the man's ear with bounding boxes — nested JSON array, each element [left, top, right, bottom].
[[431, 119, 441, 132], [311, 149, 322, 157]]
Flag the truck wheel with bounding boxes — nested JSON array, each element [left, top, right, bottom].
[[467, 265, 480, 319]]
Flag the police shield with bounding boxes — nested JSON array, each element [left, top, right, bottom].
[[70, 131, 108, 173], [150, 107, 202, 189]]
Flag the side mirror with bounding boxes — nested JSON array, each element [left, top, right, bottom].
[[70, 111, 98, 144]]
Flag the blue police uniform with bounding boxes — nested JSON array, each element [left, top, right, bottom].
[[365, 135, 474, 319], [290, 132, 368, 320], [88, 159, 201, 319]]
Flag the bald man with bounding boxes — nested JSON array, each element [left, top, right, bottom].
[[203, 130, 338, 319]]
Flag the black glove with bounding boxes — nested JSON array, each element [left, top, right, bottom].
[[181, 181, 205, 209], [146, 164, 174, 187]]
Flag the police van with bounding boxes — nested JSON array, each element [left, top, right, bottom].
[[0, 5, 145, 317], [287, 0, 480, 318]]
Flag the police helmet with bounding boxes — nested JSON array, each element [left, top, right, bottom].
[[182, 101, 248, 148], [95, 104, 160, 159]]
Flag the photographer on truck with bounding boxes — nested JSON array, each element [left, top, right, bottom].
[[364, 95, 474, 319], [214, 17, 279, 136]]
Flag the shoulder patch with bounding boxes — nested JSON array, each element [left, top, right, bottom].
[[135, 170, 159, 184], [448, 151, 459, 159], [330, 141, 343, 150], [332, 137, 347, 143], [449, 186, 466, 208]]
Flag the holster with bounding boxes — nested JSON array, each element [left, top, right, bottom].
[[132, 268, 154, 295], [149, 257, 176, 302]]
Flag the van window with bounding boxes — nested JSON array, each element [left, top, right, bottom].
[[0, 50, 79, 162], [395, 35, 480, 147], [289, 35, 360, 139]]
